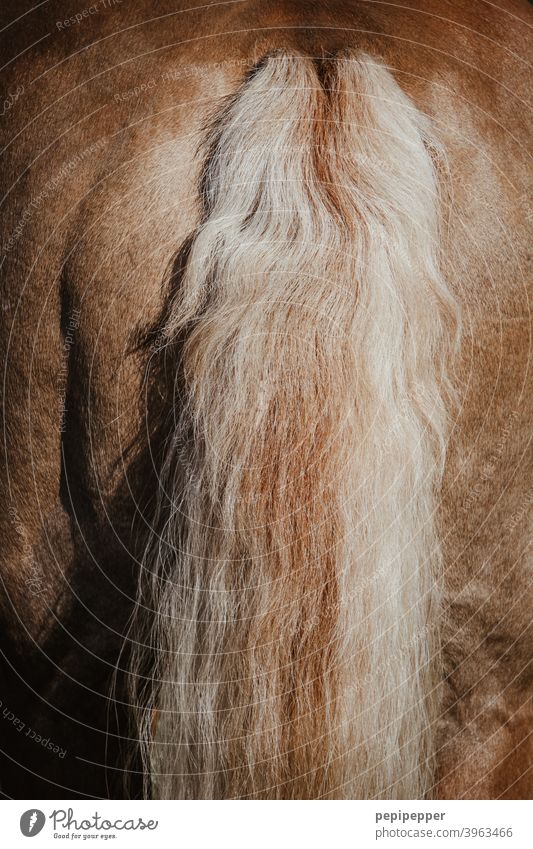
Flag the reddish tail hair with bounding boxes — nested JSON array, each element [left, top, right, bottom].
[[130, 51, 459, 799]]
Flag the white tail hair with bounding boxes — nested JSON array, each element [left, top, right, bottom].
[[129, 51, 460, 799]]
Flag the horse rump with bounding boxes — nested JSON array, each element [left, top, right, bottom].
[[128, 51, 459, 799]]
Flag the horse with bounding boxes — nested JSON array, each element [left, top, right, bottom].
[[0, 0, 530, 800]]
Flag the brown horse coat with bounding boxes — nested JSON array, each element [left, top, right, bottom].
[[0, 0, 530, 798]]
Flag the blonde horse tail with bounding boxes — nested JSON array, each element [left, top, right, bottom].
[[131, 51, 459, 799]]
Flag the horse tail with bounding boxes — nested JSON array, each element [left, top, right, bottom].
[[131, 51, 459, 799]]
